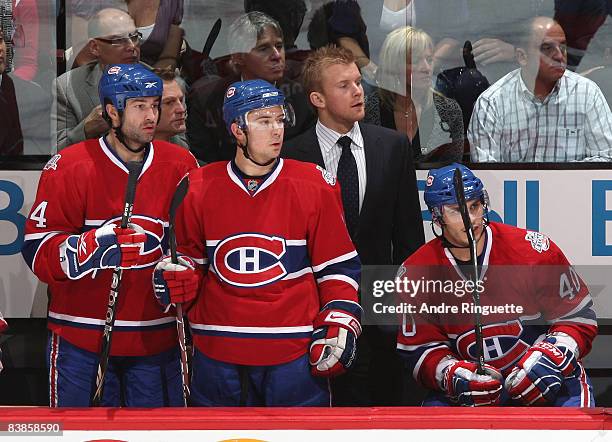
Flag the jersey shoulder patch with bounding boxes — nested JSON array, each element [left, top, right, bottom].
[[315, 165, 336, 186], [43, 154, 62, 171], [525, 230, 550, 253]]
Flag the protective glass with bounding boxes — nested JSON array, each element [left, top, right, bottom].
[[242, 103, 296, 131], [539, 42, 567, 57], [96, 31, 143, 47]]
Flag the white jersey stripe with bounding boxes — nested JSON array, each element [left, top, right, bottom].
[[48, 311, 175, 327], [317, 274, 359, 291], [312, 250, 359, 273], [190, 323, 313, 334]]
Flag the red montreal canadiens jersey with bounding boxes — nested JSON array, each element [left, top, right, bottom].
[[22, 138, 198, 356], [175, 158, 360, 366], [396, 222, 597, 391]]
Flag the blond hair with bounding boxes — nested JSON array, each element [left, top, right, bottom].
[[301, 45, 356, 97], [377, 26, 433, 105]]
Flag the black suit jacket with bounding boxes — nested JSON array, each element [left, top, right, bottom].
[[0, 74, 23, 156], [282, 122, 424, 265]]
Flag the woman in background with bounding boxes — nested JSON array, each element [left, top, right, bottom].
[[366, 26, 464, 162]]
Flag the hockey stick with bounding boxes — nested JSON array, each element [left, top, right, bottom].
[[452, 167, 485, 375], [168, 176, 190, 406], [91, 161, 142, 406]]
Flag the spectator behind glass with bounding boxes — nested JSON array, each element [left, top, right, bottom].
[[152, 67, 189, 149], [469, 16, 612, 162], [125, 0, 184, 71], [53, 8, 141, 152], [367, 26, 464, 162], [244, 0, 308, 81], [66, 0, 126, 69], [186, 11, 315, 163], [0, 22, 23, 155]]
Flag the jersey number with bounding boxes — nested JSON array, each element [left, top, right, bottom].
[[29, 201, 48, 228], [559, 266, 580, 300]]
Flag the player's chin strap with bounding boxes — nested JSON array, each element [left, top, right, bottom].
[[237, 135, 277, 167]]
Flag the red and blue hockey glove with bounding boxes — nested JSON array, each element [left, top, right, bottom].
[[309, 300, 362, 378], [505, 336, 579, 406], [60, 223, 146, 279], [441, 359, 503, 406], [153, 256, 199, 313]]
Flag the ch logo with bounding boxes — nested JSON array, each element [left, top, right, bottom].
[[213, 234, 287, 287], [455, 320, 530, 373]]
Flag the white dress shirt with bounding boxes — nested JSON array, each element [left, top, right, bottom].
[[315, 120, 367, 211], [469, 68, 612, 162]]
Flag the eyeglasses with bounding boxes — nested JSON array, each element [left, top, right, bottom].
[[96, 31, 142, 47], [540, 42, 567, 57]]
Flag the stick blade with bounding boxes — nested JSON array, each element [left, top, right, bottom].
[[169, 175, 190, 220]]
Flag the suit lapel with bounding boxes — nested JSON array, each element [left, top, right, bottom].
[[359, 123, 382, 223], [85, 64, 103, 109], [302, 127, 326, 168]]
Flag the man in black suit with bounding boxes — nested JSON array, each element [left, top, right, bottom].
[[282, 45, 425, 406]]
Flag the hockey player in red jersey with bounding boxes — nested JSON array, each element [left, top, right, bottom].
[[154, 79, 362, 406], [22, 64, 198, 407], [396, 163, 597, 407]]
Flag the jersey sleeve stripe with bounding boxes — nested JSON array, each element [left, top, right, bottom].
[[24, 231, 63, 241], [317, 274, 359, 291], [410, 344, 451, 381], [285, 267, 313, 280], [23, 232, 62, 274], [312, 250, 359, 273], [551, 317, 598, 326], [551, 296, 594, 321]]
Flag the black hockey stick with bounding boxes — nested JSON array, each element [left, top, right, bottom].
[[453, 167, 485, 375], [202, 18, 222, 59], [91, 161, 142, 406], [168, 175, 190, 406]]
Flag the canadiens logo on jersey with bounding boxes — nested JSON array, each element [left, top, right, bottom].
[[212, 233, 288, 287], [525, 231, 550, 253], [455, 320, 532, 373]]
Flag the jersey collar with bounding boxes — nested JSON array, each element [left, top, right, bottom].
[[226, 158, 284, 197], [98, 136, 154, 180], [444, 224, 493, 282]]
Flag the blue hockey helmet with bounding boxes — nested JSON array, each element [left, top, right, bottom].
[[98, 64, 163, 121], [424, 163, 488, 222], [222, 79, 295, 135]]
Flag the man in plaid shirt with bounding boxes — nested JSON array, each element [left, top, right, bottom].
[[469, 16, 612, 162]]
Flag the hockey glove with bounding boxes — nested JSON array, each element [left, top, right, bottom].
[[441, 359, 503, 406], [153, 256, 199, 313], [309, 300, 362, 378], [505, 336, 579, 406], [60, 223, 146, 279]]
